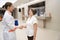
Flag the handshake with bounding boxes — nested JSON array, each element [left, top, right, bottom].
[[17, 25, 26, 29], [15, 20, 26, 29], [9, 20, 26, 32], [9, 25, 26, 32]]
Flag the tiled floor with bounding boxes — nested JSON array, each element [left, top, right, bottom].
[[0, 22, 60, 40]]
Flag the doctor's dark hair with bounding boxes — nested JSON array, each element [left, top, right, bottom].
[[2, 5, 5, 8], [28, 8, 37, 15], [4, 2, 12, 9]]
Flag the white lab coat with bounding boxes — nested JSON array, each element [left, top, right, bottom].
[[2, 10, 16, 40]]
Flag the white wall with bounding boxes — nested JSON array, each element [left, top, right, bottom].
[[46, 0, 60, 31]]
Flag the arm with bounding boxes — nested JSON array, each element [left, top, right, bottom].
[[33, 23, 38, 40], [5, 16, 17, 32], [9, 27, 17, 32], [18, 25, 26, 29]]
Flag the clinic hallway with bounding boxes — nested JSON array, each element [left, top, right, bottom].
[[0, 22, 60, 40]]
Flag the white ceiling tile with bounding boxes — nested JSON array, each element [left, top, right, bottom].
[[0, 0, 17, 7]]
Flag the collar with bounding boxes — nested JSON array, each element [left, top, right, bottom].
[[6, 10, 12, 15]]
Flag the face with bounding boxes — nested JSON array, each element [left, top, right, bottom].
[[8, 5, 14, 12], [29, 9, 33, 16]]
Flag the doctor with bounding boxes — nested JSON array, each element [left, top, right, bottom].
[[2, 2, 22, 40]]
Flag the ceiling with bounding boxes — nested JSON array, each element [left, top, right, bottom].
[[0, 0, 34, 8], [0, 0, 17, 7], [14, 0, 33, 7]]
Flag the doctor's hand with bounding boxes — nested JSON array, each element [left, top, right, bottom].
[[9, 27, 17, 32]]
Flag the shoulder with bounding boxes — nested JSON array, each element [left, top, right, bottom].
[[3, 11, 9, 17], [32, 16, 38, 23], [32, 16, 38, 24], [32, 16, 37, 21]]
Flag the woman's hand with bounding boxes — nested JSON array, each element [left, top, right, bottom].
[[23, 26, 26, 28], [33, 36, 36, 40], [18, 26, 23, 29], [18, 24, 27, 29], [33, 23, 37, 40]]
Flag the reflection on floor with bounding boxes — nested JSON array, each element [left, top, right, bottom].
[[0, 22, 60, 40]]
